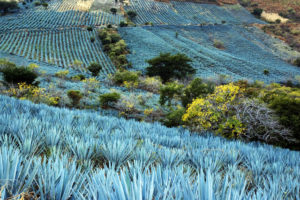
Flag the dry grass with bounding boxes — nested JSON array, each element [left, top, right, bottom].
[[261, 11, 289, 23]]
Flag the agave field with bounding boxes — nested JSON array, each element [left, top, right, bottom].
[[124, 0, 264, 25], [0, 28, 115, 74], [119, 25, 300, 82], [0, 95, 299, 199], [0, 0, 123, 31]]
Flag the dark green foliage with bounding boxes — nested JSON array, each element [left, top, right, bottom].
[[110, 33, 121, 43], [107, 24, 112, 28], [87, 63, 102, 76], [162, 107, 185, 127], [263, 69, 270, 75], [181, 78, 215, 107], [99, 92, 121, 108], [112, 70, 139, 84], [34, 1, 41, 6], [110, 8, 117, 14], [252, 8, 263, 17], [127, 10, 137, 20], [98, 29, 107, 40], [87, 26, 93, 31], [1, 65, 38, 85], [102, 37, 111, 45], [42, 2, 48, 8], [146, 53, 195, 83], [90, 36, 95, 43], [0, 0, 19, 12], [71, 74, 86, 81], [67, 90, 83, 107], [293, 58, 300, 67], [120, 21, 128, 27], [159, 82, 184, 106]]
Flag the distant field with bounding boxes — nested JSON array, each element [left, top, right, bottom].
[[119, 25, 300, 83]]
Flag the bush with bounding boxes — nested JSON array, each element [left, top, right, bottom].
[[263, 69, 269, 75], [67, 90, 83, 107], [98, 29, 108, 40], [120, 21, 128, 27], [112, 70, 139, 85], [99, 92, 121, 108], [181, 78, 215, 108], [162, 107, 185, 127], [55, 70, 69, 79], [213, 40, 225, 49], [34, 1, 41, 6], [87, 63, 102, 76], [87, 26, 93, 31], [110, 33, 121, 43], [159, 82, 184, 106], [252, 8, 263, 17], [90, 37, 95, 43], [1, 65, 38, 85], [127, 10, 137, 20], [71, 74, 86, 81], [146, 53, 195, 83], [110, 8, 117, 14], [0, 1, 19, 12], [293, 57, 300, 67], [41, 2, 48, 8], [107, 24, 112, 28]]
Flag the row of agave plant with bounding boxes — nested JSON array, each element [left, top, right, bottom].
[[0, 95, 299, 199]]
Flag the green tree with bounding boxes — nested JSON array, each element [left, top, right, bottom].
[[181, 78, 215, 107], [159, 82, 184, 106], [110, 8, 117, 14], [127, 10, 137, 20], [87, 63, 102, 76], [146, 53, 195, 83]]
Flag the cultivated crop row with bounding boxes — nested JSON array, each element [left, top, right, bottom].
[[124, 0, 264, 25], [0, 0, 123, 31], [0, 95, 299, 199], [119, 25, 300, 83], [0, 28, 115, 74]]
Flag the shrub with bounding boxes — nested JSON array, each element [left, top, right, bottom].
[[98, 29, 108, 40], [87, 63, 102, 76], [127, 10, 137, 20], [293, 57, 300, 67], [159, 82, 184, 106], [41, 2, 48, 8], [55, 70, 69, 79], [110, 33, 121, 43], [263, 69, 269, 75], [107, 24, 112, 28], [140, 76, 162, 93], [183, 83, 245, 138], [87, 26, 93, 31], [252, 8, 263, 17], [181, 78, 215, 108], [0, 0, 19, 12], [120, 21, 128, 27], [99, 92, 121, 108], [110, 8, 117, 14], [146, 53, 195, 83], [213, 40, 225, 49], [67, 90, 83, 107], [234, 99, 294, 146], [71, 74, 85, 81], [34, 1, 41, 6], [90, 37, 95, 43], [112, 70, 139, 85], [1, 65, 38, 85], [162, 107, 185, 127], [102, 37, 112, 45]]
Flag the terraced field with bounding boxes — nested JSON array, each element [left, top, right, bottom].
[[124, 0, 264, 25], [119, 24, 300, 82], [0, 28, 115, 74]]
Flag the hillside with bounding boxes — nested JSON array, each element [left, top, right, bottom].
[[0, 0, 300, 199]]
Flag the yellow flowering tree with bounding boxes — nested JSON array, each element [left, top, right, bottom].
[[182, 83, 245, 138]]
